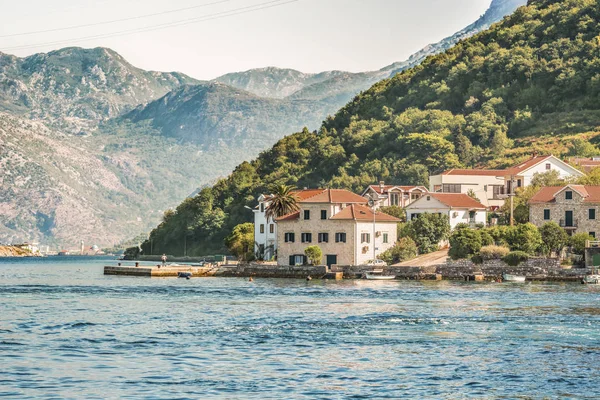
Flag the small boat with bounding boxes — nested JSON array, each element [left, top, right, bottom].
[[365, 270, 396, 280], [582, 274, 600, 284], [177, 272, 193, 278], [503, 273, 526, 282]]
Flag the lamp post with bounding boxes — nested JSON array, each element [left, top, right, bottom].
[[368, 194, 377, 262]]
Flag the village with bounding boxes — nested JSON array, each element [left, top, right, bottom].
[[238, 154, 600, 281]]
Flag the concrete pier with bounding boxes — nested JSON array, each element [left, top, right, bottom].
[[104, 265, 217, 277]]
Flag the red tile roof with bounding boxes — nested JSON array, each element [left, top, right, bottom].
[[440, 169, 507, 177], [504, 155, 553, 175], [366, 185, 428, 195], [275, 211, 301, 222], [299, 189, 368, 204], [529, 185, 600, 204], [408, 193, 486, 209], [330, 204, 401, 222]]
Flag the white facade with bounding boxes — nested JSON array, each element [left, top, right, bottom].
[[429, 171, 506, 208], [405, 195, 487, 231], [252, 195, 277, 260], [504, 155, 585, 193]]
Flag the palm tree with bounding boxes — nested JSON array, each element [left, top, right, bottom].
[[265, 184, 300, 222]]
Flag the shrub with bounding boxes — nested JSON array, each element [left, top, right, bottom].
[[502, 251, 529, 266], [304, 246, 323, 266], [479, 231, 494, 246], [379, 237, 418, 265], [506, 223, 543, 254], [449, 228, 482, 260], [485, 225, 513, 246], [570, 233, 594, 256], [379, 206, 406, 222], [539, 221, 569, 257], [479, 245, 510, 260], [471, 254, 483, 264], [405, 213, 451, 254]]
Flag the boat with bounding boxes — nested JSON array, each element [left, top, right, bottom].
[[582, 274, 600, 284], [177, 272, 193, 278], [365, 269, 396, 280], [503, 273, 526, 282]]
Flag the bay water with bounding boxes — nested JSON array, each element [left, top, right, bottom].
[[1, 256, 599, 399]]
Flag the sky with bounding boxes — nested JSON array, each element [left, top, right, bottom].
[[0, 0, 492, 80]]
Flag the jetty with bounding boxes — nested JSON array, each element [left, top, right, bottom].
[[104, 264, 217, 277]]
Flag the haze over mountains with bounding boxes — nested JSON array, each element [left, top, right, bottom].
[[0, 0, 526, 248]]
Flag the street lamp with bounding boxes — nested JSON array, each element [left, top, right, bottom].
[[367, 194, 377, 262]]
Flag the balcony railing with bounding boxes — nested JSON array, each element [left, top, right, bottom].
[[559, 219, 578, 228], [586, 240, 600, 248]]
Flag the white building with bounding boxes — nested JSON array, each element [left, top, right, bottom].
[[429, 155, 586, 209], [362, 182, 429, 208], [252, 194, 277, 260], [405, 193, 487, 230]]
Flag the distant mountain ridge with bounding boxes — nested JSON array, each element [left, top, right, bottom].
[[0, 0, 527, 247]]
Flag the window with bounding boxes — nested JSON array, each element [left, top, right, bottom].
[[335, 233, 347, 243], [546, 163, 551, 170], [390, 193, 400, 206], [304, 210, 310, 220], [517, 179, 522, 188], [442, 184, 461, 193], [361, 233, 371, 243], [411, 193, 420, 200], [260, 224, 265, 234], [383, 233, 389, 244], [566, 191, 573, 200], [590, 209, 596, 220], [543, 209, 551, 220], [321, 210, 327, 220], [426, 196, 431, 201], [591, 232, 596, 239], [260, 203, 265, 212], [301, 233, 312, 243], [492, 185, 505, 199], [410, 213, 420, 220], [318, 233, 329, 243], [284, 233, 295, 243], [269, 224, 275, 234]]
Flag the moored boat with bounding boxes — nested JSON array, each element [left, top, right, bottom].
[[503, 274, 526, 282], [365, 271, 396, 280], [582, 274, 600, 284], [177, 272, 193, 278]]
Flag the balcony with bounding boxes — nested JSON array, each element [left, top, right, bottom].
[[559, 219, 578, 229]]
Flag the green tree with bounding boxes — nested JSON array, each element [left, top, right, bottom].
[[405, 213, 451, 254], [304, 246, 323, 266], [225, 223, 254, 261], [569, 138, 599, 157], [506, 223, 543, 255], [265, 184, 300, 222], [379, 237, 418, 265], [466, 189, 480, 203], [379, 206, 406, 222], [570, 233, 594, 256], [449, 228, 483, 260], [539, 222, 569, 257]]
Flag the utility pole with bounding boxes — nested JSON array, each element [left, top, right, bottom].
[[368, 194, 377, 262], [510, 175, 515, 226]]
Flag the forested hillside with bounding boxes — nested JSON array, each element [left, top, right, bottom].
[[141, 0, 600, 256]]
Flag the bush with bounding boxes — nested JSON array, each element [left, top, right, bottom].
[[506, 223, 543, 254], [479, 245, 510, 260], [539, 221, 569, 257], [379, 206, 406, 222], [485, 225, 512, 246], [502, 251, 529, 266], [405, 213, 451, 254], [304, 246, 323, 266], [570, 233, 594, 256], [471, 254, 483, 264], [379, 237, 418, 265], [449, 228, 482, 260], [479, 231, 494, 246]]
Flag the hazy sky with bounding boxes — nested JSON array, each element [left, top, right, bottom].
[[0, 0, 492, 80]]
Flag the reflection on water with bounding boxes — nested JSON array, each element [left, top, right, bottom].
[[1, 256, 600, 398]]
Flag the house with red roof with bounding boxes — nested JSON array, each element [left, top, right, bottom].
[[274, 189, 401, 266], [405, 193, 487, 230], [529, 185, 600, 238], [362, 181, 429, 208], [429, 155, 585, 209]]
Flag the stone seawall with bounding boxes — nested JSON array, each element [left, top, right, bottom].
[[218, 264, 328, 279]]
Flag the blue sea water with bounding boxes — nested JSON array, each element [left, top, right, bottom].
[[1, 256, 600, 399]]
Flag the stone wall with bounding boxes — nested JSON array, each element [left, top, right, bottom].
[[218, 264, 328, 279]]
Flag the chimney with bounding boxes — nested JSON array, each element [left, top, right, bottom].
[[379, 181, 385, 192]]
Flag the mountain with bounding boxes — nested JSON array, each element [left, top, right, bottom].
[[0, 0, 526, 248], [121, 83, 331, 148], [141, 0, 600, 256], [0, 47, 201, 133], [214, 0, 527, 104]]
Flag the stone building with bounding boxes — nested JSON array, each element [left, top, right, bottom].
[[275, 189, 400, 267], [529, 185, 600, 237]]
